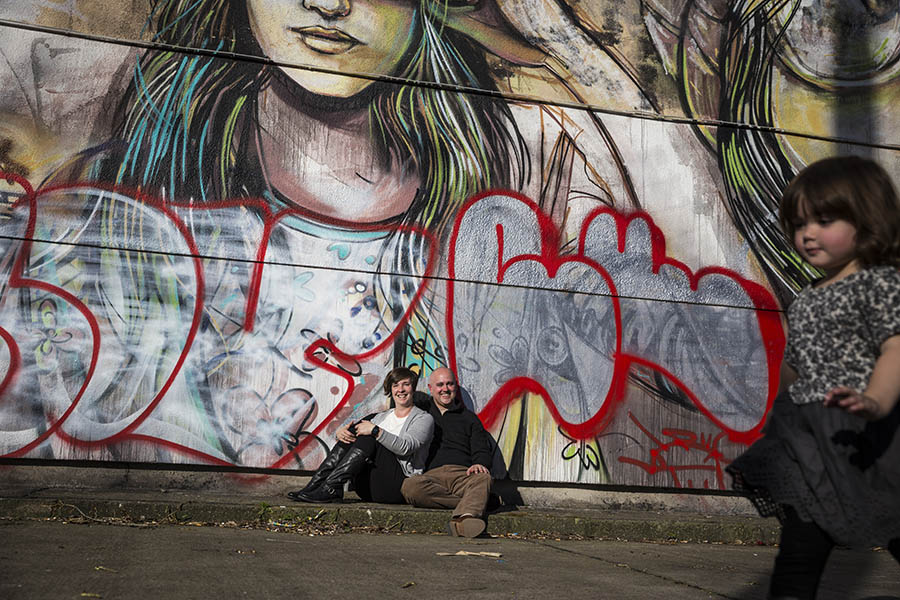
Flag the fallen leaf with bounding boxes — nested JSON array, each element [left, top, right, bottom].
[[80, 594, 102, 598], [435, 551, 502, 558], [401, 582, 415, 588], [94, 566, 118, 573]]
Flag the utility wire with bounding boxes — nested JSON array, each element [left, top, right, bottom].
[[0, 17, 898, 152], [0, 16, 792, 315], [0, 232, 785, 314]]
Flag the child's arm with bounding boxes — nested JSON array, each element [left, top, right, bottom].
[[778, 359, 798, 394], [825, 334, 900, 420]]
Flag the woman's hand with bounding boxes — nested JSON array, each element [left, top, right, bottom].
[[824, 387, 884, 420], [335, 424, 357, 444], [354, 420, 376, 436]]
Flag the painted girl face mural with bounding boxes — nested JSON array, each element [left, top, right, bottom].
[[0, 0, 787, 489], [247, 0, 417, 97]]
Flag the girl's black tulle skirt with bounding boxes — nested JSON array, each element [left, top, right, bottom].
[[726, 392, 900, 547]]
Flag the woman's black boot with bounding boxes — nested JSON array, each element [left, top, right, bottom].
[[287, 443, 349, 501], [297, 448, 370, 503]]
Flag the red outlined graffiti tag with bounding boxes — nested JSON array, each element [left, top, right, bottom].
[[0, 177, 785, 477], [0, 172, 436, 467], [446, 192, 785, 447], [618, 412, 731, 489]]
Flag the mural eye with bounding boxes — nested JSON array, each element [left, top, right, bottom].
[[536, 326, 569, 368], [770, 0, 900, 89]]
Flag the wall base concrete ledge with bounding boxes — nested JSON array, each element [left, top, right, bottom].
[[0, 462, 779, 544]]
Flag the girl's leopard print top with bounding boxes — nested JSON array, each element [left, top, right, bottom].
[[785, 265, 900, 405]]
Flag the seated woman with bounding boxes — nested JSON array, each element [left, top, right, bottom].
[[287, 367, 434, 504]]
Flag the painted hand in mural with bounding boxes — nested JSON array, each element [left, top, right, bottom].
[[447, 192, 784, 445], [0, 181, 203, 459], [0, 178, 435, 468], [578, 205, 783, 440]]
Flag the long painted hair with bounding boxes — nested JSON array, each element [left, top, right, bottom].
[[107, 0, 528, 236], [715, 0, 820, 303], [712, 0, 900, 300]]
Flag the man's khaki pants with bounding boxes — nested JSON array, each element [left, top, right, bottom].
[[401, 464, 491, 518]]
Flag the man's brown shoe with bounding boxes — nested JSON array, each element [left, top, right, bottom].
[[449, 515, 485, 538]]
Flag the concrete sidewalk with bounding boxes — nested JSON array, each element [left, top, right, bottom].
[[1, 464, 781, 544], [4, 519, 900, 600]]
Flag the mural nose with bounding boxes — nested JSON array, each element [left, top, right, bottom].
[[302, 0, 351, 18]]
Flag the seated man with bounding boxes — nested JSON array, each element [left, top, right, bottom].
[[401, 367, 493, 537]]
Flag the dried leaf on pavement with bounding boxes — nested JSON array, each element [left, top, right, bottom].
[[436, 551, 502, 558]]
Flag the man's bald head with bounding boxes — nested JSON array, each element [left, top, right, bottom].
[[428, 367, 458, 413]]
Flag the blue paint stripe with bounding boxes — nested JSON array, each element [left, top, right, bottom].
[[143, 57, 188, 185], [153, 0, 205, 41], [198, 117, 211, 202], [178, 51, 218, 184]]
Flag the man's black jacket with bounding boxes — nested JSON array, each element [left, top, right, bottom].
[[421, 396, 493, 470]]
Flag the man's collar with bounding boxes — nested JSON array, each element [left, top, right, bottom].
[[430, 397, 462, 415]]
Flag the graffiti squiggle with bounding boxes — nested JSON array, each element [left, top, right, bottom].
[[0, 173, 436, 468], [619, 412, 730, 490], [447, 191, 784, 445]]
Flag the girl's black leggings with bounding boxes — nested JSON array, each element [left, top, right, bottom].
[[771, 505, 900, 599]]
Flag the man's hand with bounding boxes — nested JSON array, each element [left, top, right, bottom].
[[335, 424, 357, 444], [467, 464, 489, 476], [824, 387, 884, 421]]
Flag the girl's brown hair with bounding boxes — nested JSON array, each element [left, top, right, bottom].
[[382, 367, 418, 397], [779, 156, 900, 268]]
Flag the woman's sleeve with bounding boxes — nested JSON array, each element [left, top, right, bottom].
[[376, 410, 434, 457]]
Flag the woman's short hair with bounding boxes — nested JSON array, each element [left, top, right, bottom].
[[382, 367, 418, 396], [779, 155, 900, 268]]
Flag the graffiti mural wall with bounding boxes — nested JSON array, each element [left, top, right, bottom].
[[0, 0, 894, 488]]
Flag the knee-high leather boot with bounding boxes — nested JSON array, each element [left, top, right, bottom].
[[286, 443, 349, 501], [297, 447, 371, 503]]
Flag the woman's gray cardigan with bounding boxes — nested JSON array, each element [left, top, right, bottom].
[[370, 406, 434, 477]]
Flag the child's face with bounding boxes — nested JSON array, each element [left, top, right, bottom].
[[791, 204, 859, 277], [247, 0, 417, 98]]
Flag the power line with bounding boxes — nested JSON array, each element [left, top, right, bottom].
[[1, 17, 898, 152], [0, 232, 785, 314]]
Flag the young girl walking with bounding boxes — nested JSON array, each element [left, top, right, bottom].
[[727, 155, 900, 599]]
